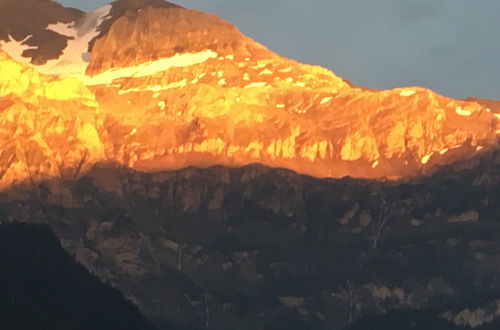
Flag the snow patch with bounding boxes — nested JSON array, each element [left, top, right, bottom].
[[276, 104, 285, 109], [244, 82, 267, 89], [225, 54, 234, 60], [439, 148, 449, 155], [243, 73, 250, 81], [320, 96, 333, 105], [371, 160, 379, 168], [493, 113, 500, 119], [259, 68, 273, 76], [2, 5, 113, 78], [476, 146, 484, 152], [278, 67, 292, 73], [158, 101, 166, 110], [0, 35, 38, 64], [455, 106, 472, 116], [127, 128, 137, 136], [83, 51, 217, 86], [46, 22, 76, 37], [295, 82, 306, 87], [399, 89, 416, 97], [252, 62, 267, 69], [153, 93, 160, 98], [218, 78, 227, 86], [421, 153, 433, 165]]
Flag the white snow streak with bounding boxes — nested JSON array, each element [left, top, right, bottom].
[[320, 96, 333, 105], [1, 5, 113, 77], [278, 67, 292, 73], [46, 22, 76, 37], [244, 82, 267, 88], [85, 51, 217, 86], [399, 89, 416, 97], [259, 68, 273, 76], [0, 5, 217, 87], [455, 106, 472, 116], [421, 153, 433, 164], [0, 35, 37, 63]]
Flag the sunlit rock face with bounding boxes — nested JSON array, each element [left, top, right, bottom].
[[0, 0, 498, 184], [0, 51, 103, 189], [87, 2, 271, 75]]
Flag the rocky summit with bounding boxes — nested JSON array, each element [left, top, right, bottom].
[[0, 1, 499, 330]]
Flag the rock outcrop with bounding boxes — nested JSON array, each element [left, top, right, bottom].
[[0, 50, 103, 189]]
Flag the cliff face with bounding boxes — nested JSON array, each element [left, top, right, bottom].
[[0, 0, 498, 185], [0, 51, 103, 189], [2, 151, 499, 330], [87, 4, 269, 74], [0, 223, 158, 330]]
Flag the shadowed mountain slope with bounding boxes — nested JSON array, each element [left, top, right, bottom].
[[1, 150, 499, 329], [0, 222, 161, 330]]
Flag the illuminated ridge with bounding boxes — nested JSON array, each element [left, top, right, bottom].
[[0, 0, 498, 188]]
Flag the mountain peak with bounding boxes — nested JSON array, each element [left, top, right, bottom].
[[110, 0, 182, 10], [87, 2, 269, 75], [0, 0, 498, 187]]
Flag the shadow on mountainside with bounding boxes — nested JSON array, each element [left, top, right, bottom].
[[0, 150, 499, 330], [0, 222, 162, 330]]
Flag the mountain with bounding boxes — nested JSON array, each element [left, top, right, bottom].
[[0, 222, 159, 330], [1, 1, 500, 329], [0, 0, 498, 187], [1, 151, 498, 330]]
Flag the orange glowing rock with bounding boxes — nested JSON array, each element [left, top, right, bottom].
[[0, 0, 498, 185]]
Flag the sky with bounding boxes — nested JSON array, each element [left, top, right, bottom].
[[59, 0, 500, 99]]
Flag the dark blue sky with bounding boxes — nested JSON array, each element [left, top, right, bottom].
[[59, 0, 500, 99]]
